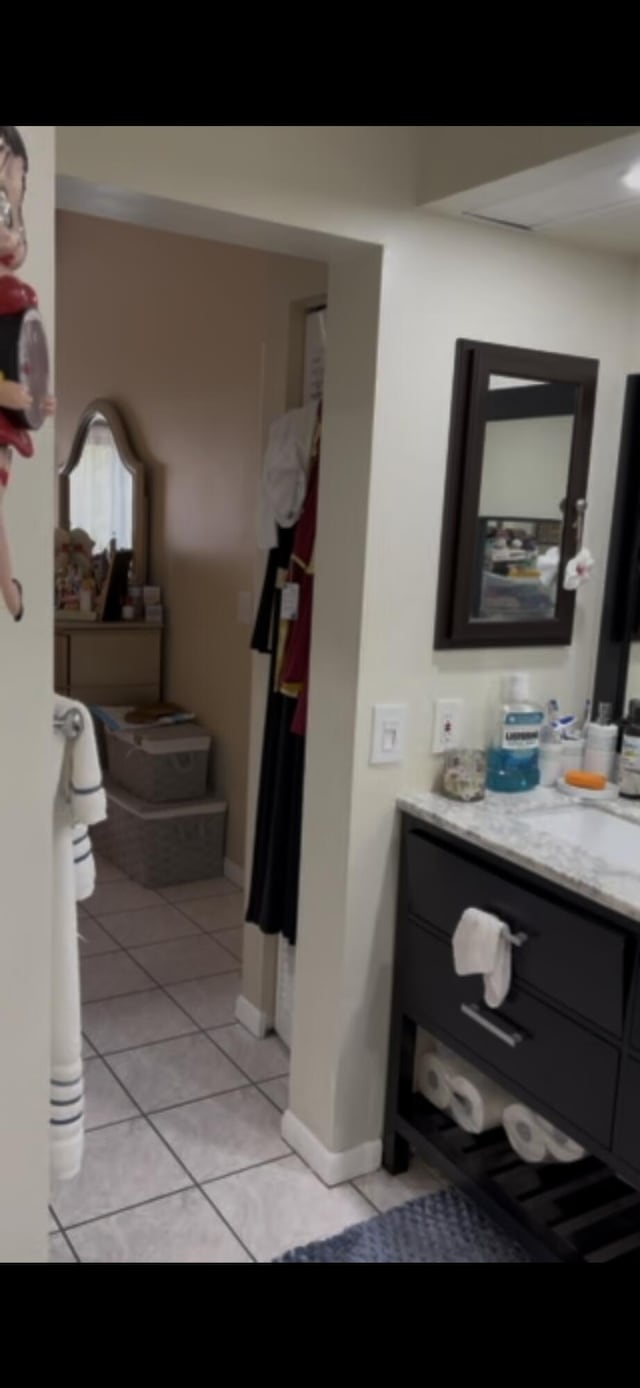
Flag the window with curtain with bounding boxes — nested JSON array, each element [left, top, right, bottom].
[[69, 418, 133, 552]]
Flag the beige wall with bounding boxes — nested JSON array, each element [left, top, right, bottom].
[[56, 211, 326, 868], [0, 127, 55, 1259]]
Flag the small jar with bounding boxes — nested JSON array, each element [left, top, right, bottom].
[[442, 748, 487, 803]]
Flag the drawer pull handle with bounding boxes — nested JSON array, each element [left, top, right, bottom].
[[508, 931, 528, 948], [460, 1002, 524, 1048]]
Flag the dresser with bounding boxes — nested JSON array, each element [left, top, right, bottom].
[[54, 619, 163, 707], [384, 794, 640, 1263]]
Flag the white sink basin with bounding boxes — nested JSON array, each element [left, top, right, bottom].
[[527, 806, 640, 875]]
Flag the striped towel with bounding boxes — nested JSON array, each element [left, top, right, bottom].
[[52, 698, 107, 1181]]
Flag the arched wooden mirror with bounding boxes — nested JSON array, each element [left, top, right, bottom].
[[58, 399, 149, 583]]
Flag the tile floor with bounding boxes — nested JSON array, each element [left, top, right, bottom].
[[49, 855, 444, 1263]]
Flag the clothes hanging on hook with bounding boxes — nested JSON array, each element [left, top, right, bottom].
[[247, 418, 320, 945], [257, 399, 319, 552]]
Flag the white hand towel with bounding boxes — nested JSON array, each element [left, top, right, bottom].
[[452, 906, 512, 1009], [503, 1103, 551, 1164], [51, 699, 106, 1181], [257, 401, 319, 550]]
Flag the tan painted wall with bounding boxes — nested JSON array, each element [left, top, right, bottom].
[[56, 211, 326, 868]]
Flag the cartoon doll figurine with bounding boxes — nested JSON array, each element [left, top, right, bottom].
[[0, 125, 54, 620]]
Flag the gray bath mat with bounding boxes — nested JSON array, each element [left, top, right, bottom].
[[277, 1187, 532, 1263]]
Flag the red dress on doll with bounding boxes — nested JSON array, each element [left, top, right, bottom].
[[0, 273, 38, 466]]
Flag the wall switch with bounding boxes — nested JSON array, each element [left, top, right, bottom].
[[370, 704, 407, 766], [432, 698, 464, 754]]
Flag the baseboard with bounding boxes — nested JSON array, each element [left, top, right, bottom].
[[235, 993, 272, 1039], [282, 1108, 382, 1186], [224, 858, 245, 889]]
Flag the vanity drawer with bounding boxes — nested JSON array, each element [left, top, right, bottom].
[[405, 828, 625, 1036], [613, 1059, 640, 1176], [402, 922, 618, 1146]]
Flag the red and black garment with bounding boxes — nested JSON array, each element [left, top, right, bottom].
[[0, 273, 38, 466], [246, 435, 320, 945]]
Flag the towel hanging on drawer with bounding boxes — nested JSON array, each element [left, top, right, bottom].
[[452, 906, 512, 1010]]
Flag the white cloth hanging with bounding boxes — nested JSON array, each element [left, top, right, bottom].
[[51, 697, 106, 1182], [452, 906, 513, 1009], [257, 400, 319, 550]]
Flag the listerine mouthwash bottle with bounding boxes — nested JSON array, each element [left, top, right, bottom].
[[486, 672, 543, 793]]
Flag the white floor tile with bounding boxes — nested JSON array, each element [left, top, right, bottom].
[[179, 893, 244, 933], [84, 1057, 138, 1129], [94, 855, 127, 884], [97, 903, 202, 949], [49, 1233, 76, 1263], [83, 990, 197, 1055], [78, 918, 120, 957], [80, 952, 155, 1003], [214, 927, 243, 961], [108, 1033, 248, 1113], [258, 1077, 289, 1113], [82, 1034, 96, 1059], [161, 878, 239, 904], [353, 1159, 447, 1213], [88, 882, 164, 916], [128, 934, 238, 985], [166, 971, 241, 1029], [69, 1188, 250, 1263], [152, 1087, 289, 1182], [212, 1025, 289, 1082], [51, 1118, 190, 1228], [206, 1154, 371, 1262]]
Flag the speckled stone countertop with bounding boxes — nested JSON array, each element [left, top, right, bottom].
[[398, 786, 640, 924]]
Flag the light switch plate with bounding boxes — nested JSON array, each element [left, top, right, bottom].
[[370, 704, 407, 766], [432, 697, 464, 754]]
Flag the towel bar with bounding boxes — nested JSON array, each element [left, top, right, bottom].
[[54, 708, 84, 740]]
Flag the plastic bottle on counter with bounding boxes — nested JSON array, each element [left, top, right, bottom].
[[619, 699, 640, 799], [538, 700, 563, 787], [486, 672, 543, 794], [583, 702, 618, 783]]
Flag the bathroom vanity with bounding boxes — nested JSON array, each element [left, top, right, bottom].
[[383, 789, 640, 1263]]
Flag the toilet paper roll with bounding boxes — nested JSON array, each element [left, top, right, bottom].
[[449, 1071, 510, 1135], [538, 1118, 586, 1164], [503, 1103, 552, 1164], [418, 1051, 454, 1111]]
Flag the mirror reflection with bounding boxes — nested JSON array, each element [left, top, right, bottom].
[[69, 413, 133, 553], [472, 375, 578, 624]]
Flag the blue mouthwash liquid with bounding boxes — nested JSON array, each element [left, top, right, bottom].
[[486, 673, 543, 793]]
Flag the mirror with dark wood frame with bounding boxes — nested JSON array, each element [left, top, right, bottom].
[[435, 340, 599, 650], [593, 375, 640, 723], [58, 399, 149, 584]]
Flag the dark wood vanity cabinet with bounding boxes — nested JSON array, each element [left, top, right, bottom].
[[383, 813, 640, 1262]]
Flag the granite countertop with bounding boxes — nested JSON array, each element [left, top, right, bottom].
[[398, 786, 640, 924]]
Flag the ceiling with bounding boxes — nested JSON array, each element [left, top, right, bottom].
[[425, 131, 640, 258]]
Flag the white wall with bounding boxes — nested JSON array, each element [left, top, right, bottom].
[[0, 126, 55, 1259]]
